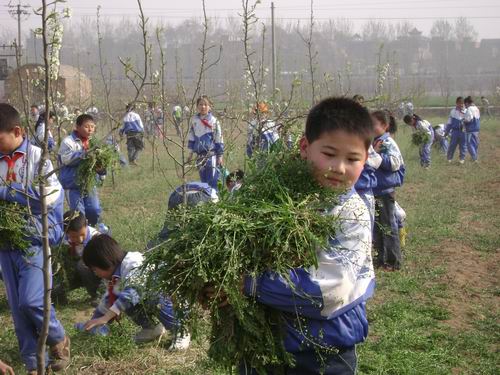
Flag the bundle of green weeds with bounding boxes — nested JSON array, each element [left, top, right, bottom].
[[143, 145, 341, 373], [411, 130, 431, 146], [77, 138, 118, 195], [0, 201, 30, 251]]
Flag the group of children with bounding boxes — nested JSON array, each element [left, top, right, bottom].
[[2, 94, 409, 374], [403, 95, 482, 167]]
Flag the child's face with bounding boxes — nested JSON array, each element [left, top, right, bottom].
[[372, 116, 388, 137], [0, 127, 24, 154], [300, 129, 368, 190], [197, 100, 210, 116], [91, 266, 113, 280], [67, 227, 87, 245], [76, 120, 95, 138], [456, 99, 464, 109]]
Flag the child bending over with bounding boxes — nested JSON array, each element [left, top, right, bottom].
[[79, 234, 190, 348]]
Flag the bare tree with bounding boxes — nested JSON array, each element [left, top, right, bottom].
[[297, 0, 318, 105]]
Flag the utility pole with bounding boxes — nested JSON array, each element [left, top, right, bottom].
[[7, 1, 30, 63], [271, 2, 277, 96]]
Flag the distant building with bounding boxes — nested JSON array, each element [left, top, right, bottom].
[[5, 63, 92, 109]]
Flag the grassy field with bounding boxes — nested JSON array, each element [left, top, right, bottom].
[[0, 116, 499, 374]]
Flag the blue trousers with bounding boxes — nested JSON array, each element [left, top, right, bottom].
[[447, 131, 466, 161], [0, 246, 66, 371], [198, 154, 220, 190], [465, 132, 479, 161], [66, 188, 101, 226], [438, 137, 449, 154], [92, 295, 178, 331], [374, 193, 402, 269], [419, 133, 434, 167], [239, 346, 357, 375]]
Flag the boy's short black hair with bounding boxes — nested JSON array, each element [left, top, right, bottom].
[[226, 169, 244, 185], [83, 234, 125, 270], [305, 97, 373, 149], [63, 210, 86, 232], [464, 96, 474, 105], [0, 103, 21, 132], [76, 113, 94, 127], [456, 96, 463, 103]]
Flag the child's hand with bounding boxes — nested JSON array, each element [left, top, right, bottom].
[[373, 140, 383, 153], [84, 317, 108, 331], [0, 360, 14, 375], [216, 156, 224, 167]]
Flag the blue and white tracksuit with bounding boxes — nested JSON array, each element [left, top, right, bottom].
[[433, 124, 449, 154], [31, 120, 55, 152], [415, 119, 434, 167], [355, 145, 382, 230], [0, 138, 66, 371], [246, 119, 280, 157], [373, 133, 405, 269], [58, 132, 101, 226], [120, 111, 145, 163], [464, 104, 480, 161], [88, 252, 178, 333], [242, 188, 375, 373], [445, 107, 466, 162], [188, 113, 224, 189]]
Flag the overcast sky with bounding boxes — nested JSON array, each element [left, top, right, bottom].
[[1, 0, 500, 39]]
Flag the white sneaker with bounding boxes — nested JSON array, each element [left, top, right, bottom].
[[134, 323, 166, 344], [447, 159, 452, 163], [459, 159, 465, 164], [169, 332, 191, 350]]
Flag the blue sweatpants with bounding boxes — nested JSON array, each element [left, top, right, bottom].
[[447, 131, 466, 161], [66, 188, 101, 226], [239, 346, 357, 375], [198, 154, 220, 190], [465, 132, 479, 161], [438, 137, 449, 154], [0, 246, 66, 371], [419, 131, 434, 167], [91, 295, 178, 331]]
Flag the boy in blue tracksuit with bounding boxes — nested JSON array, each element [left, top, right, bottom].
[[444, 97, 466, 164], [78, 234, 190, 348], [52, 210, 104, 306], [464, 96, 480, 162], [404, 113, 434, 168], [119, 104, 145, 165], [235, 98, 376, 374], [187, 96, 224, 190], [371, 110, 405, 271], [433, 124, 449, 154], [31, 111, 56, 152], [0, 103, 70, 373], [58, 114, 102, 226]]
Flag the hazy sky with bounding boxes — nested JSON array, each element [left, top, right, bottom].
[[1, 0, 500, 39]]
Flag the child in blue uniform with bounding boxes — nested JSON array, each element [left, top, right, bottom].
[[0, 103, 70, 373], [404, 113, 434, 168], [187, 96, 224, 189], [464, 96, 480, 162], [119, 104, 145, 165], [78, 234, 190, 348], [58, 114, 102, 226], [372, 110, 405, 271], [433, 124, 448, 154], [53, 210, 103, 305], [31, 111, 56, 152], [233, 97, 376, 374], [445, 97, 466, 164]]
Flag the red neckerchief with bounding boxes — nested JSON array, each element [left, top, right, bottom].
[[107, 275, 120, 307], [1, 152, 24, 182], [198, 115, 213, 129], [74, 131, 90, 150]]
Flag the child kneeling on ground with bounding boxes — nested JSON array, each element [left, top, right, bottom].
[[77, 234, 190, 349]]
